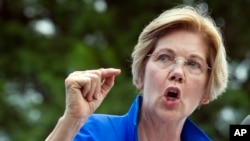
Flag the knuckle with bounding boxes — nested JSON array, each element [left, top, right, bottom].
[[64, 69, 102, 88], [85, 77, 91, 84], [65, 76, 73, 85], [91, 74, 100, 81], [65, 77, 75, 89], [93, 69, 102, 77]]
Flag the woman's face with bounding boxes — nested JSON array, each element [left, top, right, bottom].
[[138, 30, 210, 122]]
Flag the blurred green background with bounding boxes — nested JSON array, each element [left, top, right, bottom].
[[0, 0, 249, 140]]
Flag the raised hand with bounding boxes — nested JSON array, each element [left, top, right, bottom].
[[63, 68, 121, 120]]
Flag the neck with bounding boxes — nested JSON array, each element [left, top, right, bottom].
[[138, 108, 185, 141]]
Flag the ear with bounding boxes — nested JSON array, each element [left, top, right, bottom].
[[200, 97, 209, 105], [135, 79, 144, 90]]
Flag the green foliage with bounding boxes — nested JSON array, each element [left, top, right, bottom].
[[0, 0, 249, 141]]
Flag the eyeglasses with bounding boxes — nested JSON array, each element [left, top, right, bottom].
[[147, 52, 211, 75]]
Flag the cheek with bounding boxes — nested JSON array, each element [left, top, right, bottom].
[[185, 76, 208, 101], [142, 65, 166, 105], [143, 64, 165, 93], [184, 79, 208, 112]]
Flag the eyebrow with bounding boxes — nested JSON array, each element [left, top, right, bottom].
[[153, 48, 175, 55], [154, 48, 206, 62], [188, 55, 206, 63]]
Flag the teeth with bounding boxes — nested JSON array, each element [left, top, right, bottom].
[[165, 88, 180, 101], [167, 97, 176, 101], [169, 89, 177, 93], [167, 89, 178, 99]]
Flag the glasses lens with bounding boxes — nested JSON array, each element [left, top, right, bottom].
[[149, 53, 209, 75]]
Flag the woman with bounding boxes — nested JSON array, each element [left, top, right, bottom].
[[46, 5, 228, 141]]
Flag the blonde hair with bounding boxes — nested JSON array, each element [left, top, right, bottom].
[[131, 6, 228, 101]]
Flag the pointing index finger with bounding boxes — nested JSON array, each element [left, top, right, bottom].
[[99, 68, 121, 78]]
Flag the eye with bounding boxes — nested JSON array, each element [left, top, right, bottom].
[[156, 53, 173, 62], [186, 59, 202, 69]]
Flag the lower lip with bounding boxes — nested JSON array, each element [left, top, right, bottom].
[[162, 96, 180, 108]]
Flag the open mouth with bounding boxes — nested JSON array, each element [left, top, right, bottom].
[[165, 87, 180, 101]]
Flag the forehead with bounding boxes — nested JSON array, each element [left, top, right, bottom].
[[153, 30, 209, 60]]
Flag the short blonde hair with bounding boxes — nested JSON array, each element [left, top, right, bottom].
[[131, 6, 228, 101]]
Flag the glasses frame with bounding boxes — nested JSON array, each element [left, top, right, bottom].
[[147, 53, 212, 75]]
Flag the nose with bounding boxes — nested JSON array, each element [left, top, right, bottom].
[[169, 73, 184, 83], [168, 64, 185, 83]]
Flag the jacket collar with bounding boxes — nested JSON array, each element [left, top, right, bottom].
[[126, 95, 211, 141]]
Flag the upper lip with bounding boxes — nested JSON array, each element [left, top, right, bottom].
[[164, 86, 181, 99]]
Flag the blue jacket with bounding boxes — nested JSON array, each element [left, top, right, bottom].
[[74, 95, 212, 141]]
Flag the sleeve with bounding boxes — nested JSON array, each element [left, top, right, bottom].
[[73, 114, 119, 141]]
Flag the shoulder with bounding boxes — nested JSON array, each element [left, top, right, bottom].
[[182, 119, 212, 141], [73, 95, 141, 141]]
